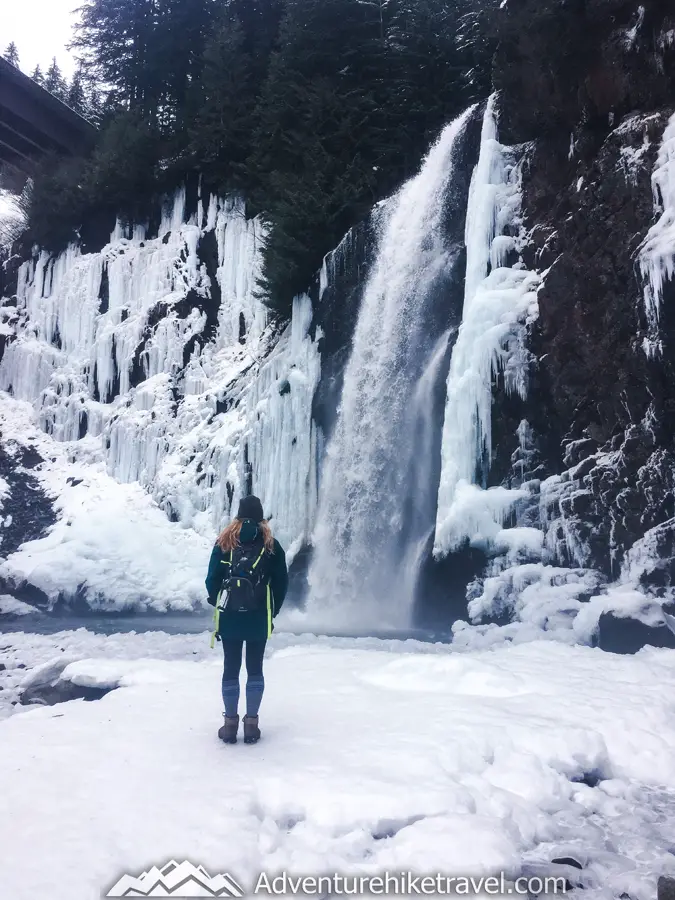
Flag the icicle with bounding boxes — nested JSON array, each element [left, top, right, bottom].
[[214, 199, 267, 346], [1, 185, 322, 569], [638, 112, 675, 354], [434, 95, 541, 558]]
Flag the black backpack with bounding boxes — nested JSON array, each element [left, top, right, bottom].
[[221, 536, 270, 613]]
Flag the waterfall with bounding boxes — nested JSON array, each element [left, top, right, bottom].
[[307, 106, 477, 628]]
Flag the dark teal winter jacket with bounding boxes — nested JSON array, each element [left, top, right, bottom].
[[205, 521, 288, 642]]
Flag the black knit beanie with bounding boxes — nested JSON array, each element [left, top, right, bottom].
[[236, 495, 264, 523]]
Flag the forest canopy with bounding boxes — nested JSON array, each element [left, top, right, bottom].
[[17, 0, 494, 314]]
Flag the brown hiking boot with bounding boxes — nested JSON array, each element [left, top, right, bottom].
[[218, 715, 239, 744], [243, 715, 261, 744]]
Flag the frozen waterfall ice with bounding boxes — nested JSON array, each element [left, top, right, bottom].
[[307, 106, 477, 629], [0, 192, 321, 565], [639, 111, 675, 357], [434, 96, 540, 558]]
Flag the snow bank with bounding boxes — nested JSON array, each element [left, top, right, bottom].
[[467, 563, 604, 635], [0, 594, 38, 616], [435, 96, 541, 556], [1, 471, 211, 612], [0, 397, 211, 611], [2, 635, 675, 900]]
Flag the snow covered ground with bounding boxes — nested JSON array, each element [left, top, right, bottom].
[[0, 395, 212, 610], [2, 629, 675, 900]]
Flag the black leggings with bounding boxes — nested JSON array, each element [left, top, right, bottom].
[[221, 639, 266, 680]]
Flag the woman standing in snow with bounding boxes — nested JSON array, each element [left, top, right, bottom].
[[206, 496, 288, 744]]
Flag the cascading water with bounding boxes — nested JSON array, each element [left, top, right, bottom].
[[307, 106, 477, 629]]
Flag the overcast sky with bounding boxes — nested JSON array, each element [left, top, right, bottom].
[[5, 0, 78, 78]]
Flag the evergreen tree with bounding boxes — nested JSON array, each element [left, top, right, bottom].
[[73, 0, 160, 115], [31, 64, 45, 86], [67, 67, 88, 114], [189, 13, 255, 192], [247, 0, 405, 305], [25, 0, 491, 316], [83, 112, 162, 220], [230, 0, 285, 83], [45, 57, 68, 100], [4, 42, 20, 68], [73, 0, 218, 127], [86, 86, 103, 123], [248, 0, 480, 310], [156, 0, 217, 127], [22, 155, 88, 249]]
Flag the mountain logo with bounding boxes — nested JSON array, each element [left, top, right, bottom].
[[106, 860, 246, 897]]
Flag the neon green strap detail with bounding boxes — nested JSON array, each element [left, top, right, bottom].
[[266, 584, 272, 638], [251, 547, 266, 571], [210, 592, 222, 649]]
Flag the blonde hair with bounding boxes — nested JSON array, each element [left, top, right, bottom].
[[217, 518, 275, 553]]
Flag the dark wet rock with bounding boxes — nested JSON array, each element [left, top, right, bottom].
[[543, 430, 675, 579], [625, 520, 675, 594], [598, 613, 675, 654], [0, 441, 56, 561], [0, 580, 51, 611], [18, 657, 116, 706], [495, 0, 675, 147], [570, 772, 602, 789], [479, 0, 675, 596], [0, 247, 24, 310], [286, 544, 312, 608], [550, 857, 585, 892], [310, 219, 375, 441], [658, 876, 675, 900], [20, 680, 114, 706]]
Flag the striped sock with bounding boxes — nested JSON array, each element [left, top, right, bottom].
[[221, 678, 240, 718], [246, 675, 265, 717]]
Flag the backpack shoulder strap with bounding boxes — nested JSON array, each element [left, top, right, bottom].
[[249, 545, 266, 575]]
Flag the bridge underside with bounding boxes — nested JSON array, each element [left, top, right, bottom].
[[0, 57, 96, 176]]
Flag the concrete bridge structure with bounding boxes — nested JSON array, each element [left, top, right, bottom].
[[0, 56, 96, 175]]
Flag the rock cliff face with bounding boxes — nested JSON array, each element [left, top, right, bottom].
[[464, 0, 675, 646], [503, 1, 675, 565]]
